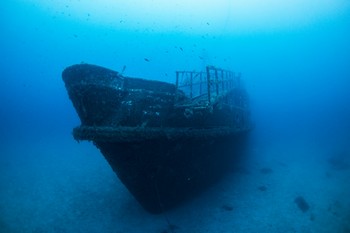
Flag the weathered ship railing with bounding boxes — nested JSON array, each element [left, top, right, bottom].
[[175, 66, 241, 104]]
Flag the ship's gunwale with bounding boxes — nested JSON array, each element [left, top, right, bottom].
[[73, 125, 249, 143]]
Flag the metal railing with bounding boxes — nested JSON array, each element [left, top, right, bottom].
[[175, 66, 241, 104]]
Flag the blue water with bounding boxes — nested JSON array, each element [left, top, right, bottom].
[[1, 1, 350, 232]]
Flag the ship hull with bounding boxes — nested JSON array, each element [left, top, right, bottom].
[[62, 64, 252, 214], [92, 130, 249, 214]]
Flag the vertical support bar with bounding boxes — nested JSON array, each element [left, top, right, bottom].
[[206, 66, 211, 103], [221, 70, 224, 92], [238, 73, 242, 107], [175, 71, 179, 103], [190, 72, 193, 99], [199, 72, 202, 95], [215, 68, 219, 97], [176, 71, 179, 89]]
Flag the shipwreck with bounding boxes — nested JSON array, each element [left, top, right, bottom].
[[62, 64, 252, 214]]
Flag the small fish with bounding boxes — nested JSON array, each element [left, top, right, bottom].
[[144, 58, 150, 62], [179, 47, 183, 51]]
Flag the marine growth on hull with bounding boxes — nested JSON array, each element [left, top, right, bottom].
[[63, 64, 252, 213]]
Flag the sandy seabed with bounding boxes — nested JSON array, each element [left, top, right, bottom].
[[0, 134, 349, 233]]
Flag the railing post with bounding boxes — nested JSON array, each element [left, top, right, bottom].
[[175, 71, 179, 102], [215, 68, 219, 97], [176, 66, 238, 105], [206, 66, 211, 103], [176, 71, 179, 89], [221, 70, 224, 92], [190, 72, 193, 99], [199, 72, 202, 95]]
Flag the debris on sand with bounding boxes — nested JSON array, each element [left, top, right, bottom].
[[328, 151, 350, 170], [258, 185, 267, 191], [260, 167, 273, 174], [221, 204, 234, 211], [294, 196, 310, 213]]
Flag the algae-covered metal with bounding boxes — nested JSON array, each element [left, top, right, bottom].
[[63, 63, 252, 214]]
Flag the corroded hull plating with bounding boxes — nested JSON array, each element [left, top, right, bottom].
[[63, 64, 252, 213]]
